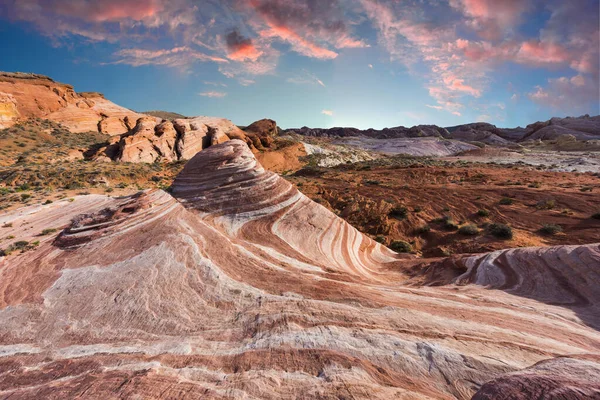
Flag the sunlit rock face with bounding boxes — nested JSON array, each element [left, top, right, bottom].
[[0, 140, 599, 399], [0, 72, 145, 135]]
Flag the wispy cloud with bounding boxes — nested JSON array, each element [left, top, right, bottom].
[[287, 70, 326, 87], [321, 109, 333, 116], [199, 91, 227, 98]]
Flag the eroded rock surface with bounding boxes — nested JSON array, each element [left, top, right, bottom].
[[0, 140, 598, 399], [0, 72, 145, 135]]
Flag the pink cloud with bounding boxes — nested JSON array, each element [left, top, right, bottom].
[[528, 75, 599, 111], [259, 24, 338, 59], [450, 0, 531, 40]]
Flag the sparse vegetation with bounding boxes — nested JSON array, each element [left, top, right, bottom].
[[458, 224, 479, 236], [415, 224, 431, 235], [39, 228, 58, 236], [539, 224, 563, 235], [389, 240, 412, 253], [536, 199, 556, 210], [489, 223, 513, 240], [389, 205, 408, 220], [477, 209, 490, 217], [499, 197, 514, 205]]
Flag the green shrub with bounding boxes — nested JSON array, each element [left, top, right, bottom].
[[499, 197, 514, 205], [489, 223, 513, 239], [39, 228, 57, 236], [536, 199, 556, 210], [389, 206, 408, 220], [374, 235, 386, 244], [389, 240, 412, 253], [477, 209, 490, 217], [20, 193, 31, 202], [415, 224, 431, 235], [458, 224, 479, 236], [539, 224, 562, 235], [442, 218, 459, 231]]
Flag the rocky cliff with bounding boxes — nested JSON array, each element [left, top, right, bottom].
[[0, 140, 598, 399], [0, 72, 146, 135]]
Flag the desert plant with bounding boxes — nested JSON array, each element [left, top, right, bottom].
[[374, 235, 386, 244], [458, 224, 479, 236], [539, 224, 563, 235], [39, 228, 57, 236], [489, 223, 513, 239], [389, 240, 412, 253], [536, 199, 556, 210], [414, 224, 431, 235], [442, 218, 459, 231], [477, 209, 490, 217], [499, 197, 514, 205], [389, 206, 408, 220]]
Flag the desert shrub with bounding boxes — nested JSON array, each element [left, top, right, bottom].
[[389, 240, 412, 253], [374, 235, 386, 244], [39, 228, 57, 236], [499, 197, 514, 205], [43, 199, 53, 205], [528, 182, 542, 188], [415, 224, 431, 235], [389, 206, 408, 220], [413, 206, 422, 213], [458, 224, 479, 236], [366, 180, 380, 185], [489, 223, 513, 239], [442, 218, 459, 231], [536, 199, 556, 210], [20, 193, 31, 202], [477, 209, 490, 217], [539, 224, 563, 235], [12, 241, 30, 250]]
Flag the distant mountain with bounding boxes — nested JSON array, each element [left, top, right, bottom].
[[284, 125, 450, 139], [285, 115, 600, 143]]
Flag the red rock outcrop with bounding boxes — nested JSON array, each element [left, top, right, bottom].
[[116, 116, 262, 163], [0, 140, 598, 399], [0, 72, 145, 135]]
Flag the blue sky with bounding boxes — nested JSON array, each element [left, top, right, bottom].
[[0, 0, 598, 129]]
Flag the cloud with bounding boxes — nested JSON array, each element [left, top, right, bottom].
[[238, 78, 256, 86], [450, 0, 532, 40], [242, 0, 365, 59], [426, 104, 444, 110], [321, 109, 333, 116], [225, 30, 263, 61], [203, 81, 228, 87], [113, 47, 228, 68], [287, 70, 326, 87], [368, 64, 373, 69], [528, 74, 598, 111], [199, 91, 227, 98]]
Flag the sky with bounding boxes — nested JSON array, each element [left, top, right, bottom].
[[0, 0, 598, 129]]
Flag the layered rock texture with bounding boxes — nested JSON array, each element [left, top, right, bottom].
[[0, 72, 145, 135], [0, 140, 599, 399], [109, 116, 250, 163]]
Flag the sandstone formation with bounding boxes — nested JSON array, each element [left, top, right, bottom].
[[0, 72, 146, 135], [0, 140, 598, 399], [114, 116, 251, 163], [243, 118, 279, 148]]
